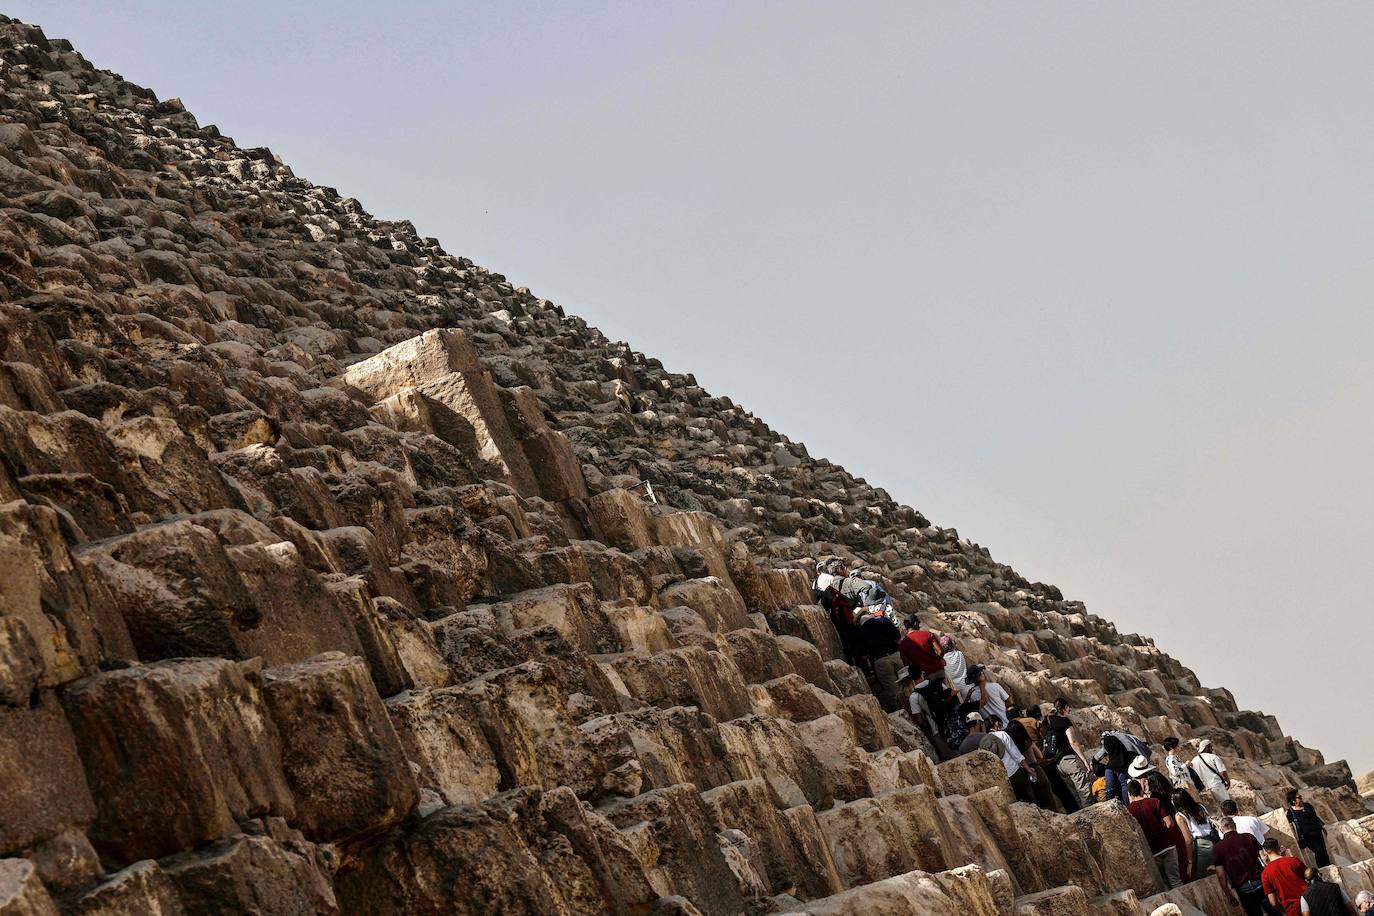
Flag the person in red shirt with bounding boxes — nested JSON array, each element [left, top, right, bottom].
[[1260, 837, 1310, 916], [1126, 779, 1182, 888], [898, 621, 948, 681]]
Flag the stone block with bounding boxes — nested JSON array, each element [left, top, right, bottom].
[[260, 653, 418, 843], [657, 577, 750, 633], [1015, 886, 1092, 916], [612, 646, 752, 722], [775, 869, 970, 914], [937, 750, 1009, 797], [386, 687, 500, 806], [0, 859, 58, 916], [64, 860, 184, 916], [486, 582, 619, 654], [0, 693, 95, 865], [1057, 800, 1163, 899], [161, 826, 337, 916], [60, 658, 294, 864]]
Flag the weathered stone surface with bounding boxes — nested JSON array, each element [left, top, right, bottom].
[[64, 860, 184, 916], [1056, 800, 1163, 899], [0, 693, 95, 868], [161, 826, 338, 916], [60, 659, 294, 864], [260, 653, 418, 844], [0, 859, 58, 916], [386, 687, 501, 806]]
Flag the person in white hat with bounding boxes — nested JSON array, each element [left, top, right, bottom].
[[1190, 739, 1231, 806], [1128, 755, 1158, 780]]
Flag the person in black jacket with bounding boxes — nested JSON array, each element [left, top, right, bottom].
[[1300, 867, 1357, 915], [1285, 789, 1331, 868], [856, 602, 903, 712]]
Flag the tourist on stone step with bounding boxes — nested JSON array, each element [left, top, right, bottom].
[[979, 723, 1040, 806], [1173, 789, 1219, 877], [1044, 698, 1094, 808], [1354, 890, 1374, 912], [855, 600, 903, 712], [898, 618, 950, 684], [1220, 799, 1270, 847], [1127, 778, 1184, 889], [963, 664, 1011, 727], [1190, 738, 1232, 806], [1144, 770, 1194, 882], [1299, 867, 1358, 915], [1285, 789, 1332, 869], [898, 666, 955, 759], [937, 634, 968, 686], [1103, 731, 1152, 805], [1261, 837, 1311, 916], [1006, 717, 1059, 811], [1019, 704, 1080, 812], [1163, 736, 1202, 801], [814, 559, 859, 664], [1089, 749, 1111, 803], [1212, 816, 1269, 916], [958, 711, 987, 756]]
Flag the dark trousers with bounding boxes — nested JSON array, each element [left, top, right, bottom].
[[1304, 834, 1331, 868], [1044, 760, 1081, 813], [1011, 766, 1058, 810]]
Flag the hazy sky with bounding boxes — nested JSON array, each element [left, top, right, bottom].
[[15, 2, 1373, 776]]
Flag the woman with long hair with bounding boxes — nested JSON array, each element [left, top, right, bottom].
[[1172, 789, 1217, 877], [1147, 772, 1193, 882]]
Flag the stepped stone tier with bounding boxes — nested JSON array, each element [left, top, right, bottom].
[[0, 14, 1371, 916]]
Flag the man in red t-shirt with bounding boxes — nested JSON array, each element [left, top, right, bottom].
[[1260, 837, 1309, 916], [897, 623, 946, 678]]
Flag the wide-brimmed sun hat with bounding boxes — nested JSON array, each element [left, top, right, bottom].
[[1127, 755, 1156, 778]]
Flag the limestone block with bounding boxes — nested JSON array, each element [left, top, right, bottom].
[[386, 687, 501, 806], [759, 674, 834, 722], [602, 785, 745, 916], [582, 544, 657, 605], [720, 628, 794, 685], [227, 541, 368, 666], [775, 635, 835, 691], [657, 577, 750, 633], [970, 785, 1046, 893], [701, 779, 831, 898], [64, 860, 184, 916], [1056, 801, 1163, 899], [780, 805, 844, 898], [842, 694, 897, 751], [1138, 873, 1233, 916], [1014, 886, 1092, 916], [1010, 803, 1105, 898], [929, 864, 1003, 916], [0, 692, 95, 869], [343, 329, 482, 399], [61, 658, 294, 864], [774, 869, 970, 915], [107, 415, 238, 514], [487, 582, 619, 654], [538, 786, 658, 912], [796, 713, 871, 802], [0, 859, 58, 916], [500, 386, 589, 501], [612, 646, 752, 722], [605, 603, 677, 654], [588, 488, 656, 552], [765, 604, 845, 662], [875, 784, 971, 873], [416, 373, 540, 495], [161, 827, 337, 916], [938, 794, 1020, 895], [260, 653, 418, 843], [938, 750, 1009, 797], [1088, 890, 1144, 916], [467, 660, 610, 799], [77, 519, 257, 661], [816, 798, 916, 887], [0, 502, 134, 691]]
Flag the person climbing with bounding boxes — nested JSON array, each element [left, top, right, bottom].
[[897, 618, 948, 681], [1285, 789, 1331, 869], [1262, 837, 1311, 916], [963, 664, 1011, 726], [1299, 867, 1358, 915], [1173, 789, 1218, 878], [937, 634, 968, 688], [898, 667, 955, 759], [1162, 736, 1202, 801], [958, 712, 987, 756], [1043, 699, 1094, 809], [1021, 704, 1079, 812], [1221, 799, 1270, 846], [1191, 738, 1232, 806], [1212, 816, 1269, 916], [1089, 748, 1111, 803], [1146, 771, 1193, 883], [1127, 778, 1183, 889], [981, 721, 1039, 806], [1006, 716, 1059, 811], [1103, 729, 1151, 805], [814, 559, 859, 664], [855, 600, 903, 712]]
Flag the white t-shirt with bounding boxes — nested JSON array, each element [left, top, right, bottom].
[[1191, 752, 1228, 788], [989, 730, 1025, 776], [943, 650, 968, 688], [967, 681, 1010, 725], [1232, 815, 1268, 844]]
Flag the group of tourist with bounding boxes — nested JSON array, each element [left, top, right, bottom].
[[813, 566, 1365, 916]]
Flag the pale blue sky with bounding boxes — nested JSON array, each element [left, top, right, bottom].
[[14, 2, 1373, 775]]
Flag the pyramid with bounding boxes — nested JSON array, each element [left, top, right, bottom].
[[1, 14, 1372, 915]]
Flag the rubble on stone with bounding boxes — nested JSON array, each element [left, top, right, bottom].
[[0, 13, 1371, 915]]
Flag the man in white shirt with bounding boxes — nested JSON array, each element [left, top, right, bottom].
[[1220, 799, 1269, 845], [964, 664, 1011, 726], [1190, 739, 1232, 805]]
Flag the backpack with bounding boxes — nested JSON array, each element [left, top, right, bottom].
[[1188, 767, 1206, 792], [1041, 719, 1065, 761]]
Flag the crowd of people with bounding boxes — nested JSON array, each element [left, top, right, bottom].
[[813, 565, 1365, 916]]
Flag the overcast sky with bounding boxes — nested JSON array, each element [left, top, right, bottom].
[[15, 2, 1373, 776]]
